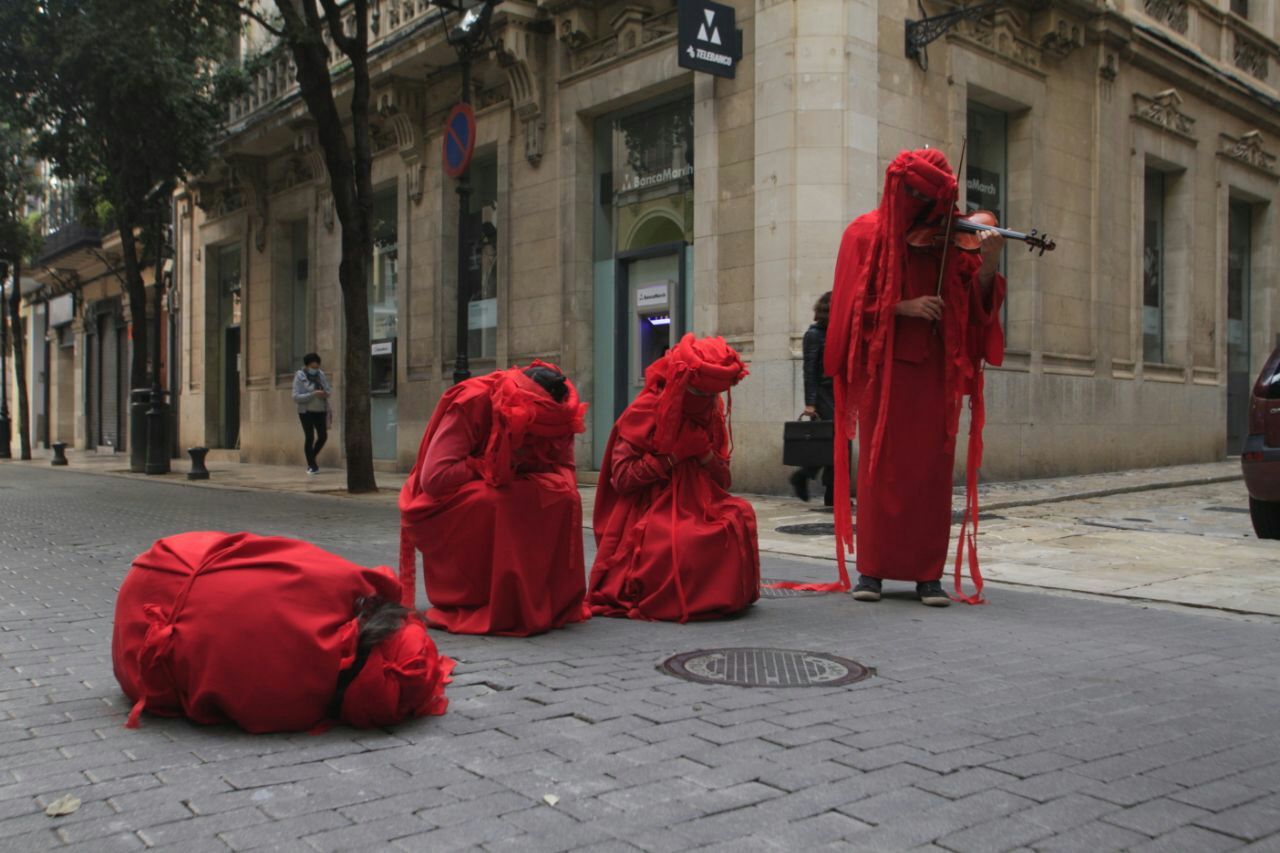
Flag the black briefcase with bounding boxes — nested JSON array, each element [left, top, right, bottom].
[[782, 418, 834, 468]]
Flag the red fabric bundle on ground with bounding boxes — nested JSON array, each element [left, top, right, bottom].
[[112, 531, 453, 733], [399, 363, 589, 636], [588, 335, 760, 622]]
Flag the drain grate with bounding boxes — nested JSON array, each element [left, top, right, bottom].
[[1205, 506, 1250, 514], [776, 522, 837, 536], [661, 648, 871, 688], [759, 579, 824, 599]]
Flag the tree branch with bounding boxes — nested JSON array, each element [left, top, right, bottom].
[[217, 0, 285, 38], [317, 0, 356, 56]]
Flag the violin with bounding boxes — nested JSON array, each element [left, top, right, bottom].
[[906, 209, 1057, 256]]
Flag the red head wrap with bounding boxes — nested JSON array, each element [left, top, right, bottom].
[[643, 334, 748, 455]]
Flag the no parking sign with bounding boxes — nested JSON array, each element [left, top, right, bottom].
[[442, 103, 476, 179]]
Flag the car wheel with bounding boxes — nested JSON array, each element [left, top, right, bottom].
[[1250, 497, 1280, 540]]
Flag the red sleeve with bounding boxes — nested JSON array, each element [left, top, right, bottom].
[[419, 409, 482, 498], [610, 436, 672, 495], [970, 272, 1007, 367]]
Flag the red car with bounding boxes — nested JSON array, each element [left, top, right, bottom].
[[1243, 339, 1280, 539]]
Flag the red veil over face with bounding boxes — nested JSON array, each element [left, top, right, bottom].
[[399, 362, 589, 636], [589, 334, 759, 623], [112, 532, 453, 733], [820, 149, 1005, 600]]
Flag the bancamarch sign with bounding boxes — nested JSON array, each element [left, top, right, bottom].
[[677, 0, 742, 79]]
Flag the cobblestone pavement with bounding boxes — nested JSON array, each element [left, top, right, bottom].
[[3, 466, 1280, 852]]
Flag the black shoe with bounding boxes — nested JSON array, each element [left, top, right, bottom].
[[917, 581, 951, 607], [851, 575, 881, 602], [789, 469, 811, 503]]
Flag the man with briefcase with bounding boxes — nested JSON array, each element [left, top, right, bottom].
[[787, 292, 836, 506]]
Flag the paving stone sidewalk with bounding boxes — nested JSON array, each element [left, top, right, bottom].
[[2, 466, 1280, 851]]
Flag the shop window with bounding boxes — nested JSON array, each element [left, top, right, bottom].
[[966, 102, 1008, 290], [274, 219, 310, 373], [467, 156, 498, 360], [612, 97, 694, 252], [1142, 169, 1165, 364], [1227, 200, 1251, 375], [1230, 0, 1248, 18], [368, 185, 398, 342]]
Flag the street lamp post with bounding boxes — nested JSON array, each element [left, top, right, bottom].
[[0, 269, 10, 460], [144, 189, 171, 475], [440, 0, 496, 386], [452, 55, 473, 386]]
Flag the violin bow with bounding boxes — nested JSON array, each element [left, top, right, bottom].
[[934, 136, 968, 299]]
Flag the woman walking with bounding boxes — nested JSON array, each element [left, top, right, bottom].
[[292, 353, 332, 475]]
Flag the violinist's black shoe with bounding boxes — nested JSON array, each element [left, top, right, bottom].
[[852, 575, 881, 602], [917, 581, 951, 607], [789, 469, 811, 503]]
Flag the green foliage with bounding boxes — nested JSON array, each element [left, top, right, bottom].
[[13, 0, 243, 226], [0, 107, 42, 264]]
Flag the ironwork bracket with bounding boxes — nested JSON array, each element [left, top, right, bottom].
[[905, 1, 1004, 71]]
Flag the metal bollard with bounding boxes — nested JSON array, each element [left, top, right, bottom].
[[187, 446, 210, 481], [51, 442, 69, 466]]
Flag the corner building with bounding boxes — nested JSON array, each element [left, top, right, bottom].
[[173, 0, 1280, 490]]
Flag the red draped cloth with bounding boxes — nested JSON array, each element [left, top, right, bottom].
[[588, 335, 759, 622], [112, 531, 453, 733], [399, 363, 588, 636], [823, 149, 1006, 601]]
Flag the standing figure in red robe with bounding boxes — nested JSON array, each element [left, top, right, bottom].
[[113, 531, 454, 733], [826, 148, 1006, 606], [589, 334, 759, 622], [399, 362, 589, 636]]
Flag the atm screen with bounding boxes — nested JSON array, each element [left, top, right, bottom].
[[639, 313, 672, 372]]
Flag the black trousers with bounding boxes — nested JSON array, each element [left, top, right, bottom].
[[799, 386, 836, 505], [299, 412, 328, 469]]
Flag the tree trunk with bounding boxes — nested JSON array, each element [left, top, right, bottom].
[[117, 216, 151, 395], [8, 256, 31, 460], [275, 0, 377, 493]]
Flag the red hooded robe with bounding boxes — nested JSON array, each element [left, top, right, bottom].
[[112, 531, 453, 733], [399, 363, 589, 636], [589, 335, 759, 622], [824, 149, 1006, 601]]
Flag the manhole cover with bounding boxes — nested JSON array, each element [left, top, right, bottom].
[[759, 579, 823, 599], [776, 522, 837, 536], [661, 648, 871, 688], [1206, 506, 1250, 514]]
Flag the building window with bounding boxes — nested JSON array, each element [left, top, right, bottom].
[[368, 185, 398, 342], [1227, 200, 1251, 375], [1142, 169, 1165, 364], [1230, 0, 1248, 18], [467, 156, 498, 360], [966, 102, 1008, 276], [274, 219, 309, 372]]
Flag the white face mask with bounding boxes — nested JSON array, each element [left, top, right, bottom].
[[305, 367, 320, 375]]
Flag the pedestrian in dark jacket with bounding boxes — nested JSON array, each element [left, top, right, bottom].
[[292, 353, 332, 475], [790, 292, 835, 505]]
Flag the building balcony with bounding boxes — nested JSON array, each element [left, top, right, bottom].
[[225, 0, 451, 129]]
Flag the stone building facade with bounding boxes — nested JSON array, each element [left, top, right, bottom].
[[153, 0, 1279, 491]]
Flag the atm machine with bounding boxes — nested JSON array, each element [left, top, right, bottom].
[[615, 247, 686, 415]]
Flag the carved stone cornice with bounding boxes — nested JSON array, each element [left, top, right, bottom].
[[1032, 9, 1085, 62], [1143, 0, 1188, 35], [495, 2, 549, 167], [228, 155, 269, 253], [1218, 130, 1278, 177], [1132, 88, 1197, 142], [290, 123, 328, 186], [374, 78, 427, 203], [952, 8, 1043, 73], [560, 5, 676, 76]]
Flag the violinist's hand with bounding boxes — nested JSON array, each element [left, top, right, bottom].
[[977, 229, 1005, 279], [895, 296, 945, 322]]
